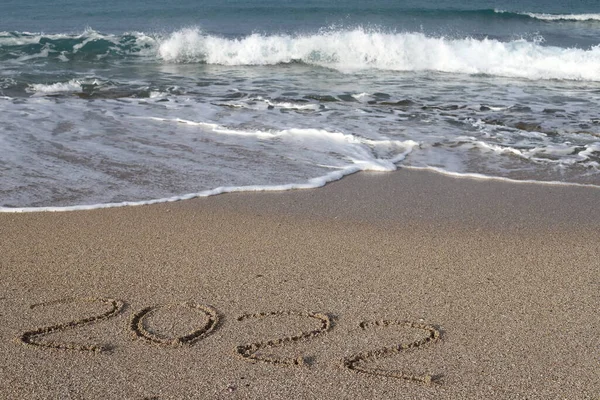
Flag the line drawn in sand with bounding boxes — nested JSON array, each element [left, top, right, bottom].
[[343, 320, 441, 384], [18, 297, 124, 353], [129, 302, 219, 346], [234, 310, 332, 366]]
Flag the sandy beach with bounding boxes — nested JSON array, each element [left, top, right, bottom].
[[1, 169, 599, 399]]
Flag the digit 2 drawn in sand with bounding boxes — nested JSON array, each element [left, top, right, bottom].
[[19, 297, 124, 352], [235, 311, 331, 366], [343, 320, 441, 384], [130, 302, 219, 346]]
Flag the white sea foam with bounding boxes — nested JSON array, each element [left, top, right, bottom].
[[404, 165, 600, 189], [28, 79, 85, 94], [454, 138, 600, 169], [156, 28, 600, 81], [149, 91, 167, 98], [13, 47, 51, 62], [352, 93, 371, 100], [260, 98, 321, 110], [0, 119, 418, 212], [145, 117, 410, 170], [523, 13, 600, 21], [220, 96, 321, 111], [493, 9, 600, 21]]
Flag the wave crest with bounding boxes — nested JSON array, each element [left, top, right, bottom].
[[3, 28, 600, 81], [158, 28, 600, 81], [494, 10, 600, 21], [0, 29, 155, 62]]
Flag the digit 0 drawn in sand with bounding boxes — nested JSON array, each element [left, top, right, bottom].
[[19, 297, 124, 353], [343, 320, 441, 384], [130, 302, 219, 346], [234, 310, 331, 366]]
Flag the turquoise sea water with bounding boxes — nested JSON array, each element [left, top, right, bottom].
[[1, 0, 599, 210]]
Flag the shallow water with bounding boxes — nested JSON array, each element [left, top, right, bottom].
[[1, 0, 599, 210]]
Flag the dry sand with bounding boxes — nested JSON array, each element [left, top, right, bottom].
[[1, 169, 599, 399]]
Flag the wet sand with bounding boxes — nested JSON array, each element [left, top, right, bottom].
[[1, 169, 599, 399]]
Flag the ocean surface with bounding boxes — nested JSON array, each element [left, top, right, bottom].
[[1, 0, 599, 211]]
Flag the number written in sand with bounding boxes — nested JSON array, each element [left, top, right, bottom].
[[129, 302, 219, 346], [343, 320, 441, 384], [17, 298, 441, 385], [234, 311, 331, 366], [19, 297, 124, 353]]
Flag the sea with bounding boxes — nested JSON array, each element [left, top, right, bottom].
[[1, 0, 599, 211]]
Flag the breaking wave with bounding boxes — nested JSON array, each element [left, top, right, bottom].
[[157, 28, 600, 81], [3, 28, 600, 81]]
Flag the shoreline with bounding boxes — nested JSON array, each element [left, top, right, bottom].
[[1, 169, 599, 399], [2, 165, 600, 213]]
